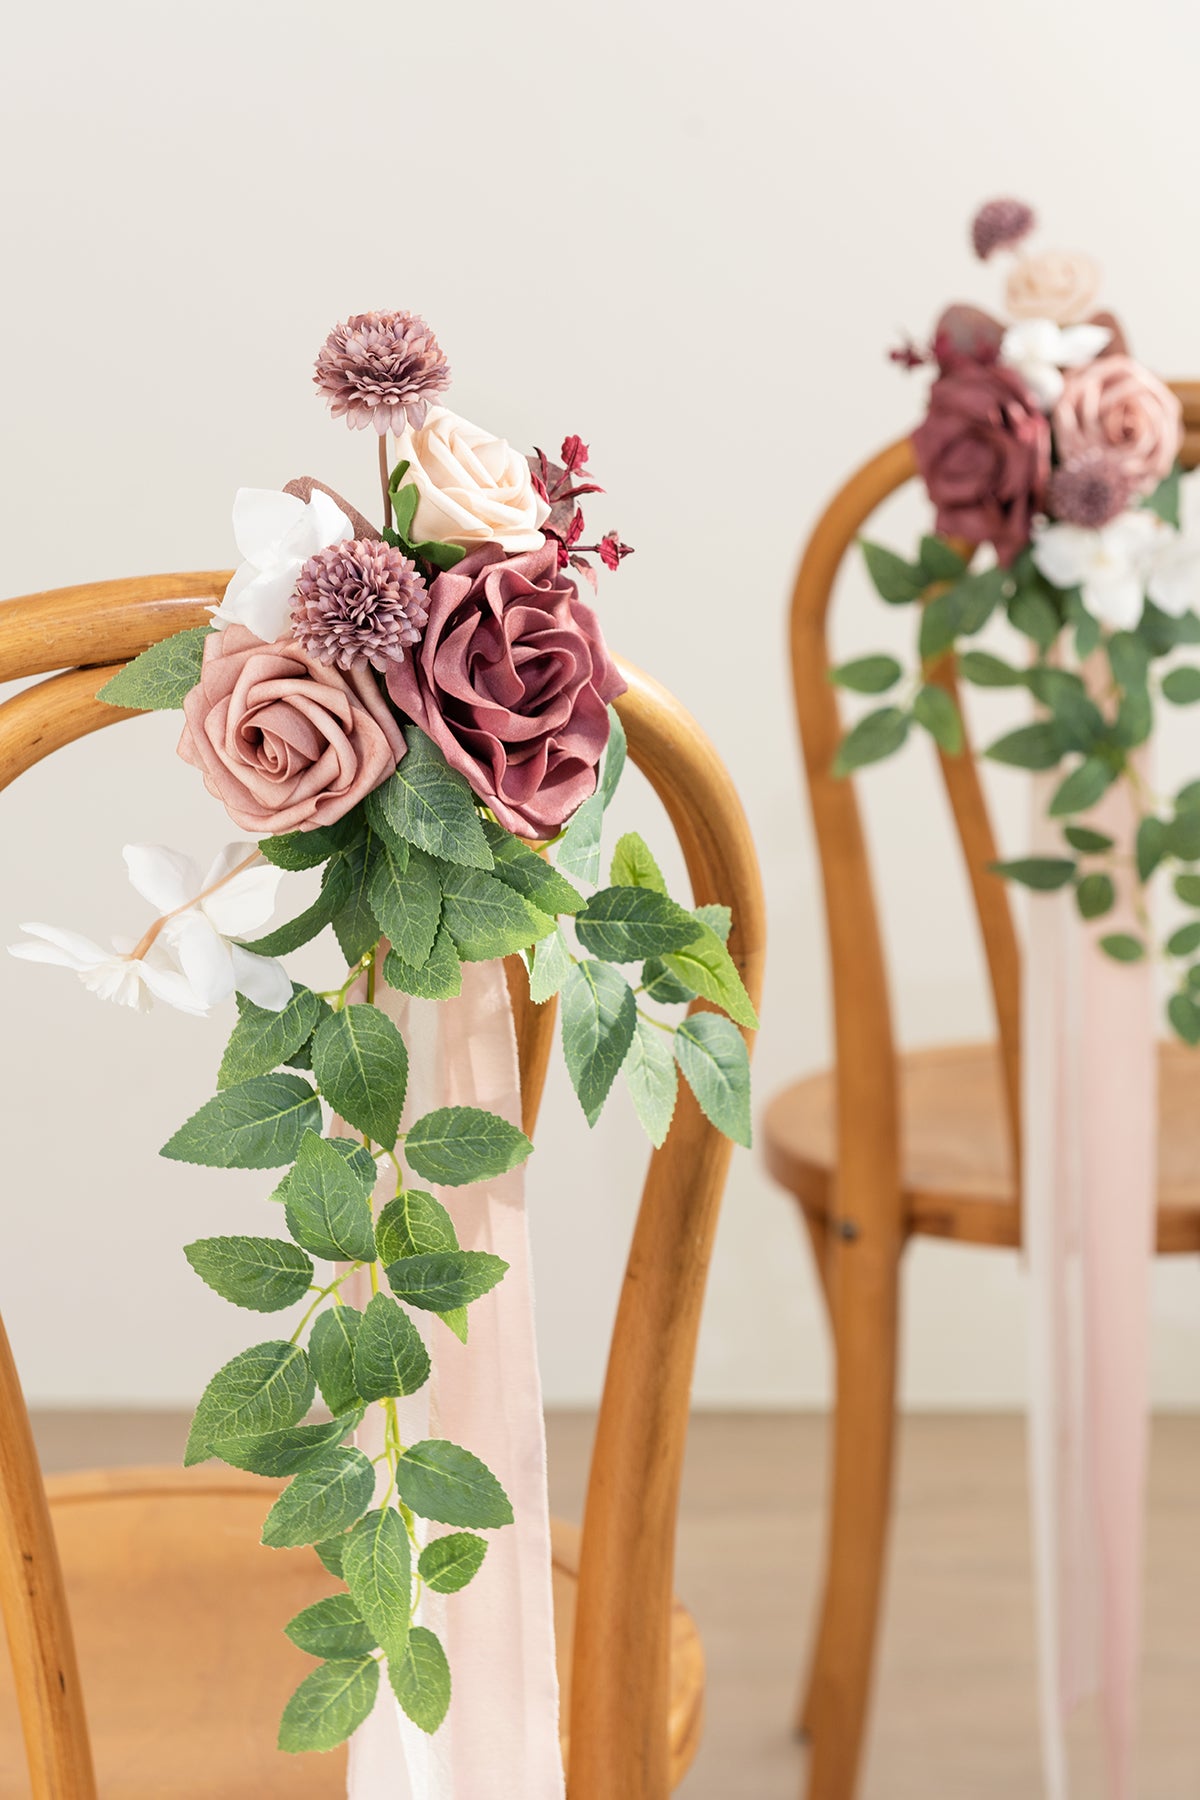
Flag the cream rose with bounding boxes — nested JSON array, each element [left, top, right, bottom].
[[392, 406, 550, 553], [1005, 249, 1102, 324]]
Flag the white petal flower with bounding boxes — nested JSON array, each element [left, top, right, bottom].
[[1000, 319, 1112, 412], [156, 842, 289, 1010], [8, 925, 208, 1015], [1147, 478, 1200, 617], [1032, 509, 1159, 629], [211, 487, 353, 642]]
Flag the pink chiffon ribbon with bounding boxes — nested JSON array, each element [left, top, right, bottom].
[[1024, 761, 1157, 1799], [338, 959, 565, 1800]]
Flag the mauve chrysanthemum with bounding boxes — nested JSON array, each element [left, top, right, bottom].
[[1046, 453, 1135, 529], [314, 311, 451, 434], [971, 198, 1036, 261], [291, 540, 429, 673]]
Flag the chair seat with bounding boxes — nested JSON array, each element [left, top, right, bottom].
[[764, 1039, 1200, 1251], [0, 1465, 703, 1797]]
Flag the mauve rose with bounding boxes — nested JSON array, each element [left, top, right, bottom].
[[385, 540, 625, 838], [179, 624, 406, 834], [912, 360, 1050, 565], [1052, 354, 1182, 498]]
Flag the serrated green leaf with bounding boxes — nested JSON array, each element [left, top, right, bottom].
[[393, 1439, 513, 1528], [561, 960, 637, 1125], [1114, 687, 1153, 749], [405, 1106, 532, 1188], [1048, 757, 1117, 818], [1137, 816, 1168, 880], [218, 985, 328, 1089], [1075, 873, 1115, 920], [1177, 780, 1200, 811], [353, 1293, 431, 1401], [1099, 933, 1145, 963], [312, 1005, 408, 1151], [912, 683, 963, 753], [991, 857, 1077, 892], [314, 1537, 348, 1579], [385, 1251, 507, 1313], [918, 534, 969, 582], [600, 706, 627, 808], [483, 821, 586, 915], [1175, 874, 1200, 906], [285, 1132, 377, 1264], [376, 1191, 458, 1262], [369, 843, 442, 969], [1163, 666, 1200, 705], [1064, 825, 1114, 854], [330, 832, 381, 966], [262, 1447, 376, 1549], [211, 1411, 362, 1478], [418, 1532, 488, 1595], [1108, 630, 1151, 692], [285, 1594, 377, 1661], [958, 650, 1024, 688], [258, 819, 358, 871], [390, 1626, 450, 1735], [1145, 463, 1182, 527], [270, 1137, 376, 1208], [238, 862, 349, 957], [528, 927, 572, 1003], [1167, 921, 1200, 957], [622, 1015, 678, 1148], [342, 1506, 412, 1660], [184, 1235, 314, 1313], [918, 589, 964, 662], [610, 832, 668, 894], [661, 923, 758, 1029], [308, 1306, 365, 1415], [861, 540, 923, 603], [437, 862, 552, 961], [576, 886, 702, 962], [832, 705, 910, 776], [1168, 810, 1200, 861], [97, 626, 211, 710], [278, 1657, 379, 1754], [1009, 586, 1060, 649], [1169, 991, 1200, 1044], [694, 903, 732, 942], [162, 1073, 321, 1170], [985, 722, 1064, 771], [184, 1341, 313, 1467], [641, 959, 695, 1005], [370, 727, 492, 870], [383, 923, 463, 1001], [673, 1012, 752, 1148], [554, 792, 604, 885], [829, 654, 903, 695]]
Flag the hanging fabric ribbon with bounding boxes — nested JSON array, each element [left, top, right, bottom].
[[340, 957, 565, 1800]]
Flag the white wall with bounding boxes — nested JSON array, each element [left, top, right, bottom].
[[4, 0, 1200, 1412]]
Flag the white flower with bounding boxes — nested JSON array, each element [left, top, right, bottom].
[[392, 406, 551, 553], [211, 487, 353, 642], [1000, 318, 1112, 410], [124, 842, 291, 1011], [1032, 509, 1161, 630], [1146, 470, 1200, 618], [9, 924, 207, 1014]]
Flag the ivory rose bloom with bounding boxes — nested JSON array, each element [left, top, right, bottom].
[[1052, 355, 1182, 497], [392, 406, 551, 553], [179, 625, 406, 834], [1005, 249, 1102, 324]]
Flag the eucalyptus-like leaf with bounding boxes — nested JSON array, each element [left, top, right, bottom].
[[405, 1106, 532, 1187], [1075, 873, 1115, 920], [393, 1439, 514, 1529], [184, 1235, 314, 1313], [162, 1074, 321, 1170], [1099, 933, 1145, 963], [985, 722, 1064, 771], [1168, 991, 1200, 1045], [1163, 666, 1200, 705], [312, 1005, 409, 1151], [958, 650, 1024, 688], [1167, 921, 1200, 957], [184, 1340, 313, 1466], [1064, 825, 1114, 854]]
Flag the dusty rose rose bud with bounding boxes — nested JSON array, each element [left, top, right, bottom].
[[971, 198, 1036, 261]]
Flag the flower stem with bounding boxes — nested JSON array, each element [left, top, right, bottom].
[[379, 435, 392, 532], [127, 847, 264, 964]]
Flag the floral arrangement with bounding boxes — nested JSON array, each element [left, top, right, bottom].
[[837, 202, 1200, 1040], [9, 313, 755, 1753]]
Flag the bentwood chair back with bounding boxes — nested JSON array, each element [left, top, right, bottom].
[[763, 384, 1200, 1800], [0, 573, 765, 1800]]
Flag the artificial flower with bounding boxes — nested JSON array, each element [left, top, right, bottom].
[[385, 539, 625, 838], [392, 407, 551, 553], [179, 626, 406, 835], [8, 924, 207, 1014], [1046, 452, 1134, 528], [1052, 355, 1182, 498], [1032, 509, 1162, 630], [972, 197, 1036, 261], [212, 488, 352, 643], [912, 359, 1050, 565], [1005, 249, 1102, 324], [314, 311, 450, 434], [124, 842, 291, 1011], [932, 303, 1005, 368], [999, 319, 1112, 410], [291, 539, 429, 672]]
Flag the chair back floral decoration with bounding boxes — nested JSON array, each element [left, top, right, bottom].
[[837, 200, 1200, 1041], [9, 313, 757, 1764]]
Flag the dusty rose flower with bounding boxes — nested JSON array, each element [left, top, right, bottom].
[[314, 311, 450, 434], [1052, 354, 1182, 497], [1005, 249, 1101, 324], [179, 625, 405, 834], [385, 540, 625, 838], [912, 360, 1050, 565], [971, 198, 1036, 261], [1046, 452, 1135, 528], [292, 540, 428, 673]]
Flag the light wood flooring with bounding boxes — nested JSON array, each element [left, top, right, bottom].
[[23, 1410, 1200, 1798]]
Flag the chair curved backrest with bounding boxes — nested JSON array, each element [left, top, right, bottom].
[[788, 380, 1200, 1254], [0, 575, 766, 1800]]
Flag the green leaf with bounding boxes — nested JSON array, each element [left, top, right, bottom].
[[330, 832, 381, 966], [1168, 921, 1200, 957], [918, 590, 963, 662], [1009, 586, 1060, 650], [641, 960, 695, 1005], [609, 832, 668, 895], [1163, 666, 1200, 705], [832, 706, 909, 776], [1176, 779, 1200, 811], [285, 1131, 377, 1264], [918, 535, 969, 582], [285, 1594, 377, 1662], [369, 843, 442, 968], [1168, 810, 1200, 861], [1108, 631, 1151, 693], [1114, 687, 1153, 749], [673, 1012, 752, 1148], [912, 683, 963, 753], [985, 723, 1063, 771], [278, 1657, 379, 1754], [576, 886, 702, 962], [1144, 463, 1182, 526], [262, 1448, 376, 1549], [313, 1005, 408, 1151], [342, 1506, 413, 1660], [528, 928, 572, 1003], [1175, 874, 1200, 906], [353, 1293, 431, 1402], [600, 706, 627, 808], [661, 924, 758, 1030], [953, 565, 1008, 632], [418, 1532, 488, 1595], [991, 857, 1077, 892], [314, 1537, 348, 1579], [393, 1439, 514, 1529], [184, 1236, 314, 1313], [861, 540, 924, 603], [270, 1137, 375, 1209], [162, 1073, 321, 1170], [561, 960, 637, 1125], [959, 650, 1024, 688], [97, 626, 211, 711], [218, 985, 328, 1089], [308, 1306, 365, 1416], [482, 821, 586, 915], [370, 727, 493, 870], [1075, 873, 1115, 920], [1064, 825, 1114, 853], [376, 1190, 458, 1263], [554, 791, 605, 886], [1048, 757, 1117, 818], [1099, 933, 1145, 963], [406, 1106, 532, 1188], [1137, 816, 1168, 881], [390, 1627, 451, 1735], [212, 1412, 361, 1478], [622, 1015, 678, 1148], [383, 924, 463, 1002], [385, 467, 467, 573], [258, 819, 357, 871], [437, 862, 552, 961], [1026, 669, 1104, 749], [385, 1251, 507, 1313], [694, 902, 732, 942], [184, 1340, 313, 1467], [1169, 991, 1200, 1045], [829, 654, 903, 695]]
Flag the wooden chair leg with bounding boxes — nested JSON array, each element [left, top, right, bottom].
[[798, 1225, 901, 1800]]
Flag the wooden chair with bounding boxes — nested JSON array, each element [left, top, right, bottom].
[[0, 574, 765, 1800], [762, 390, 1200, 1800]]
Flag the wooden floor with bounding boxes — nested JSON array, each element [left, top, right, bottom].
[[22, 1410, 1200, 1797]]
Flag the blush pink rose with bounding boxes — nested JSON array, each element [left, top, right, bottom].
[[1051, 354, 1182, 498], [385, 539, 625, 838], [912, 359, 1050, 565], [179, 624, 405, 834]]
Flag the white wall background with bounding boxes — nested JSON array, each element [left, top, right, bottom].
[[3, 0, 1200, 1412]]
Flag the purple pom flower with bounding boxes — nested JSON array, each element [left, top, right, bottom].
[[314, 311, 451, 434], [292, 540, 429, 673], [971, 198, 1036, 261], [1046, 453, 1135, 529]]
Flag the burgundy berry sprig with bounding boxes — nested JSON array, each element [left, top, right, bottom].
[[529, 435, 634, 592]]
